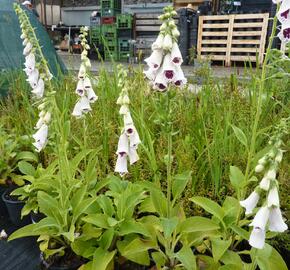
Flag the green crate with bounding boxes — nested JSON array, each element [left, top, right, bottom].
[[101, 0, 121, 10], [118, 38, 132, 53], [101, 24, 117, 39], [90, 26, 101, 44], [105, 50, 118, 61], [118, 51, 132, 61], [101, 8, 121, 17], [116, 14, 133, 29], [103, 38, 117, 47]]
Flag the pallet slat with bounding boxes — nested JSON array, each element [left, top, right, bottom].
[[197, 13, 269, 66]]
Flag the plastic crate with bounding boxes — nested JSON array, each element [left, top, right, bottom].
[[105, 50, 118, 61], [101, 0, 121, 10], [118, 51, 132, 61], [116, 14, 133, 29], [118, 38, 131, 53], [118, 29, 133, 39], [101, 8, 121, 17], [90, 16, 101, 27], [101, 16, 116, 24], [90, 26, 101, 44], [103, 38, 117, 47], [102, 24, 117, 39]]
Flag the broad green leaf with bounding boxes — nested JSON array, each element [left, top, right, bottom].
[[255, 244, 288, 270], [16, 151, 38, 162], [9, 224, 39, 240], [161, 217, 179, 238], [231, 125, 248, 148], [18, 160, 36, 176], [117, 237, 154, 266], [190, 197, 224, 221], [172, 171, 192, 203], [197, 255, 221, 270], [98, 228, 114, 250], [211, 238, 231, 262], [82, 214, 109, 228], [220, 250, 243, 269], [176, 246, 197, 270], [229, 166, 245, 191], [152, 251, 166, 269], [218, 265, 239, 270], [92, 247, 116, 270], [230, 225, 249, 240], [97, 195, 115, 217], [72, 197, 97, 224], [71, 239, 96, 258], [179, 217, 220, 234], [119, 220, 151, 237], [151, 188, 168, 217]]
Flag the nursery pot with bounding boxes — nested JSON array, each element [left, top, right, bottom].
[[30, 211, 45, 224], [0, 186, 8, 217], [41, 253, 84, 270], [1, 189, 30, 226]]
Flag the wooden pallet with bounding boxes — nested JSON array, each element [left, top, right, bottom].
[[173, 0, 203, 10], [197, 13, 269, 66]]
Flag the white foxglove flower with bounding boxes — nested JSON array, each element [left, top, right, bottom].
[[266, 169, 276, 181], [250, 206, 270, 230], [268, 207, 288, 232], [27, 69, 39, 88], [23, 42, 32, 55], [145, 49, 163, 70], [35, 117, 44, 129], [171, 42, 183, 66], [272, 0, 282, 3], [31, 78, 44, 98], [258, 156, 267, 165], [162, 54, 175, 81], [86, 87, 98, 103], [255, 164, 264, 173], [277, 0, 290, 22], [260, 177, 271, 191], [119, 105, 129, 115], [32, 124, 48, 152], [249, 227, 266, 249], [43, 112, 51, 124], [72, 96, 91, 118], [122, 95, 130, 104], [154, 69, 168, 91], [174, 65, 187, 87], [128, 127, 141, 148], [76, 80, 85, 96], [25, 53, 35, 70], [117, 132, 129, 155], [124, 112, 133, 126], [275, 150, 283, 163], [152, 34, 164, 50], [162, 34, 173, 51], [20, 33, 26, 40], [278, 20, 290, 43], [23, 38, 28, 46], [32, 140, 46, 152], [172, 28, 180, 38], [84, 77, 92, 89], [115, 153, 128, 175], [240, 191, 260, 215], [78, 64, 86, 79], [128, 147, 139, 165], [144, 68, 157, 81], [0, 229, 7, 240], [267, 186, 280, 207]]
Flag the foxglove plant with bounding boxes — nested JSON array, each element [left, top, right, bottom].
[[114, 65, 141, 176], [240, 118, 289, 249], [72, 26, 98, 118], [275, 0, 290, 43], [15, 4, 53, 152], [144, 6, 187, 91]]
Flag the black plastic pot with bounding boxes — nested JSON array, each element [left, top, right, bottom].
[[30, 211, 45, 224], [40, 253, 84, 270], [0, 186, 8, 217], [1, 189, 30, 227]]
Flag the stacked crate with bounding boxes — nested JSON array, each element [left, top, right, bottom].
[[90, 13, 102, 48], [117, 14, 133, 61]]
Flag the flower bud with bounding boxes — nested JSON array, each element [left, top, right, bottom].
[[255, 164, 264, 173]]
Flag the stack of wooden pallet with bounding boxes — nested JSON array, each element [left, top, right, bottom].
[[197, 13, 269, 66]]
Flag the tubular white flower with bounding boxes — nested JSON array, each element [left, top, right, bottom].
[[154, 69, 168, 91], [145, 49, 163, 70], [249, 206, 270, 230], [152, 34, 164, 50], [86, 87, 98, 103], [240, 191, 260, 215], [127, 127, 141, 148], [23, 42, 32, 55], [268, 207, 288, 232], [119, 105, 129, 115], [72, 101, 83, 118], [162, 34, 173, 51], [267, 186, 280, 207], [171, 42, 183, 66], [277, 0, 290, 22], [43, 112, 51, 124], [122, 95, 130, 105], [162, 53, 175, 81], [78, 64, 86, 79], [75, 80, 85, 96], [117, 132, 129, 155], [31, 78, 45, 98], [32, 124, 48, 145], [278, 20, 290, 43], [23, 67, 33, 76], [84, 77, 92, 89], [259, 176, 271, 191], [172, 28, 180, 38], [124, 112, 133, 126], [174, 65, 187, 87], [275, 150, 283, 163], [128, 147, 139, 165], [25, 53, 35, 70], [32, 140, 46, 152], [258, 156, 267, 165], [114, 153, 128, 176], [144, 68, 157, 82], [27, 69, 39, 89], [23, 38, 28, 46], [265, 169, 276, 181], [255, 164, 264, 173], [35, 117, 44, 129], [249, 227, 266, 249], [72, 96, 91, 118], [20, 33, 26, 40]]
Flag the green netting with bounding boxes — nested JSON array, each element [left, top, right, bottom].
[[0, 0, 66, 76]]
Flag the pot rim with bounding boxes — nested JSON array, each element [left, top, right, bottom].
[[1, 188, 24, 205]]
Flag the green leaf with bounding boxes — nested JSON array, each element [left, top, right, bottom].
[[218, 265, 239, 270], [231, 125, 248, 148], [71, 239, 96, 259], [197, 255, 221, 270], [152, 251, 166, 269], [176, 246, 197, 270], [255, 244, 288, 270], [98, 228, 114, 250], [82, 214, 109, 229], [220, 250, 243, 269], [119, 220, 151, 237], [211, 238, 232, 262], [18, 160, 35, 176], [229, 166, 245, 191], [179, 217, 220, 233], [117, 237, 154, 266], [92, 247, 116, 270], [160, 217, 179, 238], [230, 225, 249, 240], [16, 151, 38, 162], [190, 197, 224, 221], [151, 188, 168, 217], [97, 195, 115, 217], [8, 224, 39, 241], [172, 171, 192, 203]]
